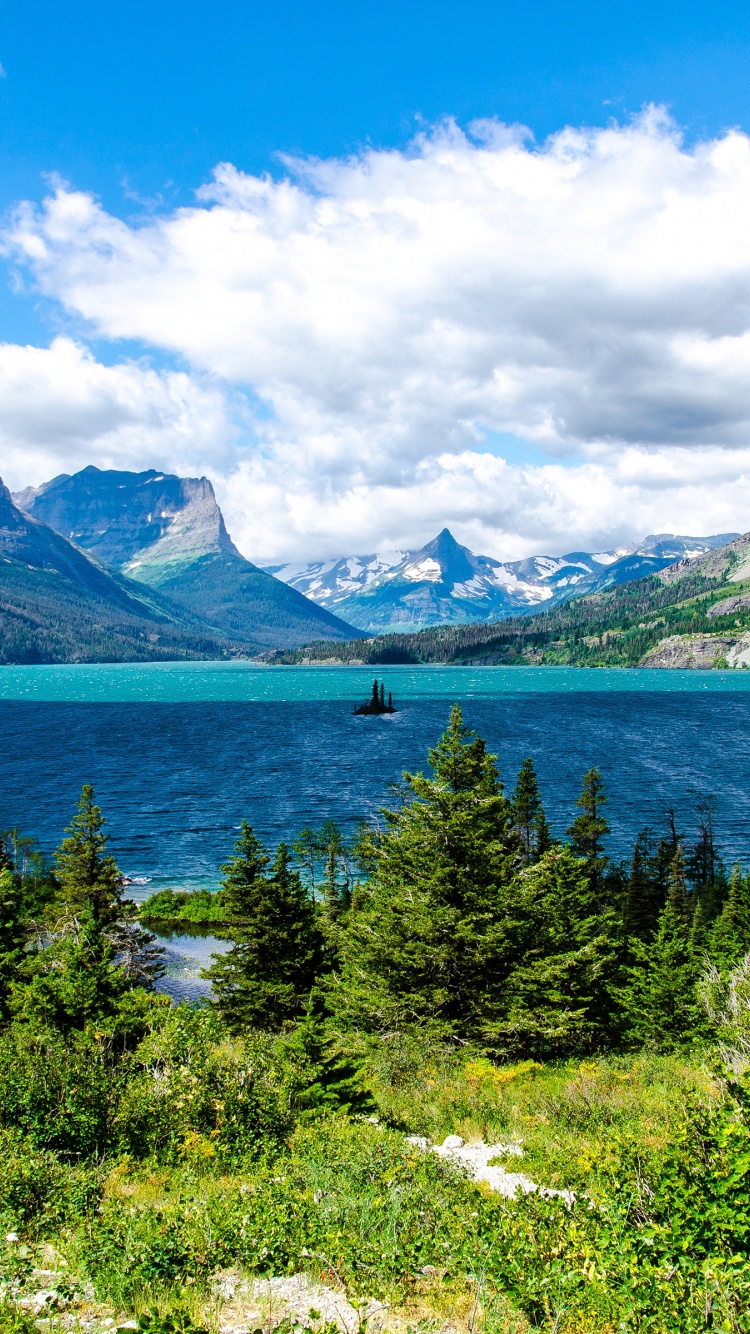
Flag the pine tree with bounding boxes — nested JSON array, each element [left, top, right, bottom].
[[216, 821, 270, 918], [534, 810, 554, 859], [621, 897, 706, 1050], [497, 845, 620, 1056], [622, 831, 661, 941], [686, 799, 728, 921], [11, 788, 159, 1035], [9, 910, 131, 1034], [335, 705, 518, 1038], [689, 896, 709, 961], [710, 865, 750, 966], [667, 845, 691, 925], [0, 835, 12, 875], [567, 769, 609, 898], [281, 992, 375, 1118], [0, 866, 26, 1019], [206, 831, 324, 1031], [293, 827, 319, 896], [511, 758, 544, 865], [53, 785, 124, 928]]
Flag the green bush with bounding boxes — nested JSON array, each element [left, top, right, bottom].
[[113, 1004, 296, 1162], [0, 1023, 117, 1155]]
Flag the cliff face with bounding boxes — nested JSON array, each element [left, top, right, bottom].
[[0, 477, 247, 663], [13, 466, 361, 649], [15, 467, 241, 571]]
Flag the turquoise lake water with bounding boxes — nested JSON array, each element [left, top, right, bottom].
[[2, 661, 750, 702], [3, 661, 750, 999]]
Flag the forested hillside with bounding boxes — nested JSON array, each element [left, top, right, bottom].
[[272, 532, 750, 667]]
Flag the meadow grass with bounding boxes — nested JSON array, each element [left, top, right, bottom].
[[0, 1046, 732, 1334]]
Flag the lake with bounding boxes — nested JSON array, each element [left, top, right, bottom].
[[3, 662, 750, 999]]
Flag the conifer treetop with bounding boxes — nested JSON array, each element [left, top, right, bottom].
[[53, 784, 124, 927]]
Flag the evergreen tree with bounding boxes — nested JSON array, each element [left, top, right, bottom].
[[710, 865, 750, 966], [567, 768, 609, 899], [667, 845, 691, 925], [334, 705, 518, 1038], [293, 827, 319, 896], [686, 799, 727, 921], [0, 866, 26, 1019], [53, 785, 124, 928], [689, 897, 709, 961], [0, 835, 12, 875], [511, 758, 544, 865], [11, 788, 161, 1037], [497, 846, 620, 1056], [216, 821, 270, 918], [9, 908, 132, 1034], [621, 897, 706, 1050], [534, 809, 554, 860], [281, 991, 374, 1117], [206, 830, 324, 1031], [622, 830, 662, 941]]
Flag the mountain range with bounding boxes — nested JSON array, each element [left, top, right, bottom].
[[266, 527, 739, 633], [2, 461, 743, 663], [273, 530, 750, 670], [11, 467, 360, 655]]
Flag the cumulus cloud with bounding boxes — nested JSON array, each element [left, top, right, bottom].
[[0, 337, 236, 493], [6, 109, 750, 560]]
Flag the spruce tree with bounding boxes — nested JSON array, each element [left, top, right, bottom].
[[53, 785, 124, 927], [281, 992, 374, 1117], [206, 830, 324, 1031], [622, 831, 661, 941], [534, 809, 554, 859], [335, 705, 518, 1038], [10, 910, 131, 1034], [497, 845, 620, 1056], [667, 845, 691, 925], [0, 835, 12, 875], [710, 865, 750, 966], [567, 768, 609, 899], [11, 788, 159, 1035], [0, 866, 26, 1019], [511, 758, 544, 865], [621, 896, 706, 1050]]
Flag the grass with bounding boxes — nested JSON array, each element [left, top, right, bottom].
[[0, 1044, 732, 1334]]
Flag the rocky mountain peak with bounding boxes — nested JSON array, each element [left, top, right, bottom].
[[13, 466, 241, 571]]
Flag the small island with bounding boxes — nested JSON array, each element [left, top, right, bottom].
[[353, 677, 397, 714]]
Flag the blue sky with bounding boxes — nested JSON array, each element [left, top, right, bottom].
[[3, 1, 750, 560], [4, 1, 750, 201]]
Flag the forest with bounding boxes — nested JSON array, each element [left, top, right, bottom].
[[2, 706, 750, 1333]]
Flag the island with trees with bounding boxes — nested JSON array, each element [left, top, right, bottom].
[[352, 678, 397, 714]]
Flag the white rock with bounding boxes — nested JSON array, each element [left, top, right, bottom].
[[412, 1134, 573, 1201], [440, 1135, 465, 1150]]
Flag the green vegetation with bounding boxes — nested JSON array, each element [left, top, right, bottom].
[[3, 711, 750, 1331], [271, 540, 750, 667]]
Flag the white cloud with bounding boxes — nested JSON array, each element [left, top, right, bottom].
[[0, 337, 236, 492], [5, 109, 750, 560]]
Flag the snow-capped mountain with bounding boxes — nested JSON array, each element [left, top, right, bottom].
[[265, 528, 739, 633]]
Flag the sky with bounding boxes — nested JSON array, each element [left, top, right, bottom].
[[3, 1, 750, 562]]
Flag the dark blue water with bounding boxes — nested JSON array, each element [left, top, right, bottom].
[[2, 690, 749, 888]]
